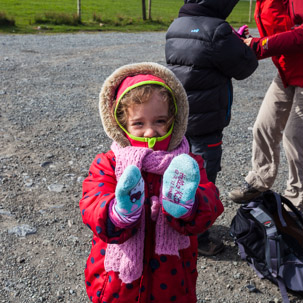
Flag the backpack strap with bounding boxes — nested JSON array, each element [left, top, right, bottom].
[[273, 192, 287, 227], [250, 207, 281, 276], [250, 206, 290, 303], [277, 277, 291, 303]]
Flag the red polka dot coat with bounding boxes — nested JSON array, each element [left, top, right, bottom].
[[80, 150, 224, 303]]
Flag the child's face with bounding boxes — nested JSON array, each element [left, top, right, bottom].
[[126, 91, 170, 138]]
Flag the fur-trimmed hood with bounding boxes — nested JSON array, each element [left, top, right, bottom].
[[99, 62, 189, 151]]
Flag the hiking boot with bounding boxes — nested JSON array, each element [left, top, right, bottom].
[[197, 235, 224, 256], [228, 181, 263, 203]]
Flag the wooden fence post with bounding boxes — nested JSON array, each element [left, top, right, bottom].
[[148, 0, 152, 20], [142, 0, 146, 20], [77, 0, 81, 22], [249, 0, 253, 23]]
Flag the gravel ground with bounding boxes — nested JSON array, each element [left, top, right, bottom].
[[0, 30, 302, 303]]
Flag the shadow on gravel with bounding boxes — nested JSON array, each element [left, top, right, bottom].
[[200, 224, 241, 262]]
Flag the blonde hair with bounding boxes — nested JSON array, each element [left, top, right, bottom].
[[115, 84, 176, 130]]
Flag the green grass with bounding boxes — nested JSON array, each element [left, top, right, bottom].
[[0, 0, 256, 34], [227, 1, 256, 28]]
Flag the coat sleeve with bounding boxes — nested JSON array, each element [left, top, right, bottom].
[[211, 22, 258, 80], [162, 153, 224, 236], [79, 151, 138, 244], [249, 25, 303, 59]]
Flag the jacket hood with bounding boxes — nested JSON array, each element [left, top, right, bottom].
[[183, 0, 239, 19], [99, 62, 189, 151]]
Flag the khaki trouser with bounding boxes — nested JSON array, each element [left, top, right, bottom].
[[245, 73, 303, 209]]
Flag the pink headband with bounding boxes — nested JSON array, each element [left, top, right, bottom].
[[116, 74, 166, 103]]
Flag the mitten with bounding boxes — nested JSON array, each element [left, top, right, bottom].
[[115, 165, 145, 217], [162, 154, 200, 218], [237, 25, 249, 38]]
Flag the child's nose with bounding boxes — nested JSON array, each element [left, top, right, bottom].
[[144, 127, 157, 138]]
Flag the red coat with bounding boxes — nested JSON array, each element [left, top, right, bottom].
[[79, 150, 224, 303], [254, 0, 303, 87]]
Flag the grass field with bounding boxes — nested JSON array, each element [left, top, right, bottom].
[[0, 0, 256, 34]]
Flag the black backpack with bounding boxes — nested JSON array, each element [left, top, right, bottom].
[[230, 190, 303, 303]]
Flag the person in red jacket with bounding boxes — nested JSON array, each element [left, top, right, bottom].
[[79, 62, 224, 303], [229, 0, 303, 211], [241, 24, 303, 61]]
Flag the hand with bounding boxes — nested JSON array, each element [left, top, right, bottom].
[[162, 154, 200, 218], [115, 165, 145, 217], [243, 37, 253, 46]]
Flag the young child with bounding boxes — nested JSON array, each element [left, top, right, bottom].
[[79, 62, 224, 303]]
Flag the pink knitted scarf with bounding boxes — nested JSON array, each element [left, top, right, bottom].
[[104, 137, 191, 283]]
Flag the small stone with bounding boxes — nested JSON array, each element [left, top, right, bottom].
[[77, 176, 84, 183], [8, 224, 37, 237], [0, 210, 12, 216], [47, 184, 64, 192], [23, 176, 33, 187], [17, 257, 25, 263], [40, 161, 53, 168], [64, 174, 75, 179], [246, 284, 259, 293]]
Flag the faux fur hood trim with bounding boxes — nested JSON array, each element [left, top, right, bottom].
[[99, 62, 189, 151]]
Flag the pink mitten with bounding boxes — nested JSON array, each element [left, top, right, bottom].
[[237, 25, 249, 38]]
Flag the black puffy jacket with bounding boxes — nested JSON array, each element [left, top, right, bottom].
[[165, 0, 258, 137]]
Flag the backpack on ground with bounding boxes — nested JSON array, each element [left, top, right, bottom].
[[230, 190, 303, 303], [288, 0, 303, 25]]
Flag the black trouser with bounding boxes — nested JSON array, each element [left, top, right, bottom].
[[187, 133, 223, 184], [187, 133, 223, 242]]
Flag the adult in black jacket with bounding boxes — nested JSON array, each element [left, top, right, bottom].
[[165, 0, 258, 255]]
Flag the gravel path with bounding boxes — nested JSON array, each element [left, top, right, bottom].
[[0, 31, 301, 303]]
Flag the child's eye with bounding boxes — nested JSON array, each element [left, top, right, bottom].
[[133, 122, 143, 127], [156, 119, 167, 124]]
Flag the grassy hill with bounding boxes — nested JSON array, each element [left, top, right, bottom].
[[0, 0, 256, 34]]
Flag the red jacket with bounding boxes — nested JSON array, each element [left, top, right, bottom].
[[79, 150, 223, 303], [254, 0, 303, 87]]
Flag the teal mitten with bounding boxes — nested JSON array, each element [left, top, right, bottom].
[[115, 165, 145, 217], [162, 154, 200, 218]]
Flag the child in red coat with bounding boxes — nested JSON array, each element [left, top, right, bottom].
[[79, 62, 224, 303]]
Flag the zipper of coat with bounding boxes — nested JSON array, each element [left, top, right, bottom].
[[225, 80, 232, 121]]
